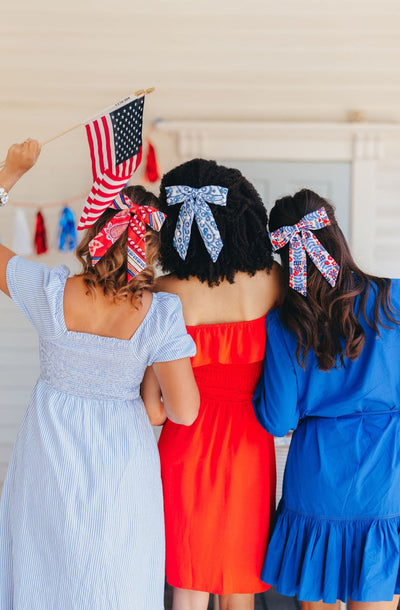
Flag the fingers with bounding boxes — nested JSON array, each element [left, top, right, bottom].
[[22, 138, 41, 159], [3, 139, 41, 179]]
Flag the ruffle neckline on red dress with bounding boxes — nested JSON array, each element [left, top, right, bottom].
[[186, 315, 267, 367]]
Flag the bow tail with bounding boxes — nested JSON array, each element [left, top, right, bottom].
[[304, 231, 339, 288], [126, 218, 147, 280], [173, 202, 194, 260], [195, 202, 224, 263], [139, 207, 166, 232], [288, 233, 308, 296], [89, 212, 130, 265]]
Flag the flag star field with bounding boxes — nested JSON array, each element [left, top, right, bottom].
[[111, 97, 144, 166]]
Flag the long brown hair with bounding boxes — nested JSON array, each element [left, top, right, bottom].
[[269, 189, 399, 371], [76, 185, 160, 308]]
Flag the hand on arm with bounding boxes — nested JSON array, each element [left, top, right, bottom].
[[141, 366, 168, 426], [151, 357, 200, 426], [0, 140, 41, 296]]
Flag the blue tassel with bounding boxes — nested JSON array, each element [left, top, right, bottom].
[[58, 207, 78, 251]]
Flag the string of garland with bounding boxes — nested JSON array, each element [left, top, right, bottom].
[[2, 140, 160, 255]]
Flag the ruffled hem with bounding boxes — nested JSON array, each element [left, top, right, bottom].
[[187, 315, 266, 367], [262, 501, 400, 603]]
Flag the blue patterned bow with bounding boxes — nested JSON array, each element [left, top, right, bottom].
[[165, 185, 228, 262], [269, 207, 340, 296]]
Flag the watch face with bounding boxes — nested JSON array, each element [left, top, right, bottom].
[[0, 187, 8, 206]]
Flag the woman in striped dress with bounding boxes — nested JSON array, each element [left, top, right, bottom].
[[0, 140, 200, 610]]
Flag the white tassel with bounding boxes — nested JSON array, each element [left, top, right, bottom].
[[13, 208, 33, 256]]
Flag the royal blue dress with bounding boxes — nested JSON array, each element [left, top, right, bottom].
[[0, 256, 196, 610], [253, 279, 400, 603]]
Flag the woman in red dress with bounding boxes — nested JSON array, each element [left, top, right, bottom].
[[142, 159, 281, 610]]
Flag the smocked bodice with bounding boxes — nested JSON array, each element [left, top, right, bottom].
[[6, 256, 196, 402]]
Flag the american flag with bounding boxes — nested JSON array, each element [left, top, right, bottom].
[[78, 94, 145, 230]]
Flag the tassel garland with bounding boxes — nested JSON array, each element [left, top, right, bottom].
[[144, 141, 160, 183], [13, 208, 33, 256], [58, 207, 78, 251], [34, 211, 48, 255]]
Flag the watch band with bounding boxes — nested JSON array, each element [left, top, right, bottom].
[[0, 186, 9, 207]]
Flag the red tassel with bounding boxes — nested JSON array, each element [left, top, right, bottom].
[[34, 211, 48, 255], [144, 141, 160, 183]]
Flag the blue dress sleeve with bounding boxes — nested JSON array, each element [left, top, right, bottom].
[[6, 256, 70, 338], [253, 309, 300, 437], [149, 292, 196, 364]]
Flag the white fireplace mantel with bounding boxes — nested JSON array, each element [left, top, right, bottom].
[[155, 120, 400, 277], [155, 120, 400, 162]]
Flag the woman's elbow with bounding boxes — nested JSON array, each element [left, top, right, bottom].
[[253, 398, 293, 437], [166, 389, 200, 426]]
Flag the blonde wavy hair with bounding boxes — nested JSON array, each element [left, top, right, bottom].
[[76, 185, 160, 308]]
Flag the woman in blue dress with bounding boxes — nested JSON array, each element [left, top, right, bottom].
[[0, 140, 200, 610], [253, 188, 400, 610]]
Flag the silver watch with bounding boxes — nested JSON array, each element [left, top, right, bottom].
[[0, 186, 9, 207]]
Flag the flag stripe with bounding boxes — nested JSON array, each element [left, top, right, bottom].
[[78, 174, 130, 229], [93, 121, 105, 176], [100, 116, 113, 171], [81, 94, 145, 229], [85, 124, 97, 180]]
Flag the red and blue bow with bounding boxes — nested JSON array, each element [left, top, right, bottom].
[[88, 193, 166, 281], [269, 207, 339, 296]]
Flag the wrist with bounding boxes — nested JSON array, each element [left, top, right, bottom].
[[0, 167, 24, 193]]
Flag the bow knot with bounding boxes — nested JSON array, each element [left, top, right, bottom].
[[166, 185, 228, 262], [269, 207, 339, 296], [89, 193, 165, 281]]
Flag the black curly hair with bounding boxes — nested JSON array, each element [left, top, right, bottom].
[[158, 159, 274, 286]]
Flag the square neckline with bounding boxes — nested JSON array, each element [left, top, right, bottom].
[[59, 273, 156, 343]]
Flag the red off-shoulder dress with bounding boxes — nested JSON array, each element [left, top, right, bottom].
[[158, 316, 276, 594]]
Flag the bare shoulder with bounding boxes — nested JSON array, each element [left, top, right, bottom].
[[63, 275, 89, 313], [155, 274, 187, 297], [64, 274, 85, 299], [266, 262, 284, 295], [245, 263, 284, 313]]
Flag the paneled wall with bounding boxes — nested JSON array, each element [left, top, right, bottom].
[[1, 120, 400, 488]]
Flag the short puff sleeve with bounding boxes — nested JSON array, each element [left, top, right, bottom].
[[148, 292, 196, 364], [6, 256, 69, 338]]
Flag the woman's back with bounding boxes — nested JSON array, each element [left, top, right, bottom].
[[154, 157, 280, 604], [254, 188, 400, 608], [156, 264, 281, 326], [63, 274, 154, 340], [158, 270, 278, 595]]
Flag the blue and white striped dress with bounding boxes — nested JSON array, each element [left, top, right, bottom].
[[0, 256, 196, 610]]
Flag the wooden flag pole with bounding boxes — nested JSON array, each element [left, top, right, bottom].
[[0, 87, 155, 168]]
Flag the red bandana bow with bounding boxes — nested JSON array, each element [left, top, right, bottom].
[[88, 193, 166, 281]]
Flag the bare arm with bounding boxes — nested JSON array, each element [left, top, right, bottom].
[[141, 366, 167, 426], [142, 358, 200, 426], [0, 140, 41, 296]]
